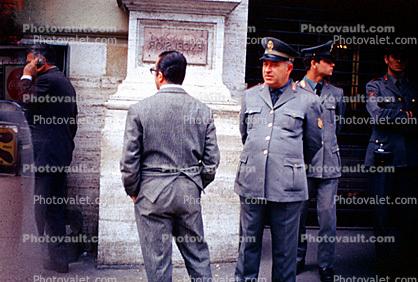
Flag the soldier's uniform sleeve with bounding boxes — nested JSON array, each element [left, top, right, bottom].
[[201, 109, 221, 188], [120, 105, 143, 197], [366, 80, 407, 122], [239, 93, 248, 145], [335, 88, 345, 134], [303, 98, 323, 164]]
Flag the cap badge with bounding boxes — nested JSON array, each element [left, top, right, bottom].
[[267, 40, 274, 52]]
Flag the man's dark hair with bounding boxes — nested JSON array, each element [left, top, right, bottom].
[[27, 44, 57, 65], [303, 56, 319, 71], [156, 51, 187, 84]]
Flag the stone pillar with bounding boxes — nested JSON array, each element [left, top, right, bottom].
[[98, 0, 248, 266]]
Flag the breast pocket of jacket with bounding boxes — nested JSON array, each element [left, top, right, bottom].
[[245, 107, 263, 130], [324, 101, 337, 126], [279, 110, 305, 132]]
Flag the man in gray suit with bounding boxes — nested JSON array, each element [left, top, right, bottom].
[[296, 41, 345, 282], [234, 37, 323, 282], [120, 50, 220, 282]]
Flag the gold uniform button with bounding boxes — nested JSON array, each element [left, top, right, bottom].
[[375, 140, 379, 143], [268, 123, 273, 127], [265, 136, 271, 141], [412, 99, 416, 103], [263, 150, 268, 155], [398, 97, 402, 102]]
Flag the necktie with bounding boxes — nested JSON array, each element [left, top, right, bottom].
[[315, 83, 323, 96], [270, 88, 281, 105]]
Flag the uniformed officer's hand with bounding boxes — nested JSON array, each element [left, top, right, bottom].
[[23, 58, 39, 77]]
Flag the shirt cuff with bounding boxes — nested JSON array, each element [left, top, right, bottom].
[[20, 75, 32, 81]]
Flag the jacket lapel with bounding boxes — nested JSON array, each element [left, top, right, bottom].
[[274, 83, 296, 109], [258, 84, 273, 109], [384, 75, 402, 97], [320, 83, 332, 104]]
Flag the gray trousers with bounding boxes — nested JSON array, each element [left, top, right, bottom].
[[135, 176, 212, 282], [297, 178, 338, 269], [235, 197, 302, 282]]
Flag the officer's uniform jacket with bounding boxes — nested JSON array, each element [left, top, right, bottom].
[[120, 86, 220, 202], [365, 74, 418, 167], [298, 78, 345, 179], [234, 81, 323, 202]]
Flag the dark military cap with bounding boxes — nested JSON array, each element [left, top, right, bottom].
[[301, 40, 334, 61], [384, 46, 409, 61], [259, 37, 299, 62]]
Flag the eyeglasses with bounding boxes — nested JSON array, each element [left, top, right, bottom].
[[149, 67, 157, 75]]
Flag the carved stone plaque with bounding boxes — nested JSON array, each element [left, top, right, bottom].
[[142, 27, 208, 65]]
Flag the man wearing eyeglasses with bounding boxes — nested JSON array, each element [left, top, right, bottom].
[[120, 50, 220, 282]]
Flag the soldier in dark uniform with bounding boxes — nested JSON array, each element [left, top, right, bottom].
[[234, 37, 323, 282], [296, 41, 345, 282], [365, 47, 418, 276]]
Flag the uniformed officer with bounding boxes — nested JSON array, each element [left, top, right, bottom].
[[365, 47, 418, 275], [296, 41, 345, 282], [234, 37, 323, 282]]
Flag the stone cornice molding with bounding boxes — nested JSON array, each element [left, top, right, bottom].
[[118, 0, 240, 16]]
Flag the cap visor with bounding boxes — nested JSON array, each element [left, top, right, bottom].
[[259, 54, 289, 62], [317, 55, 334, 62]]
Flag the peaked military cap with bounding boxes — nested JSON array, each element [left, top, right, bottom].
[[301, 40, 334, 61], [259, 37, 299, 62], [384, 45, 409, 61]]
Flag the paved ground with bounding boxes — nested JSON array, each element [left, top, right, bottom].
[[23, 228, 379, 282], [1, 175, 410, 281]]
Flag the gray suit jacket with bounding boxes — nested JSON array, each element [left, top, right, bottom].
[[298, 79, 345, 179], [234, 82, 323, 202], [120, 86, 220, 202]]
